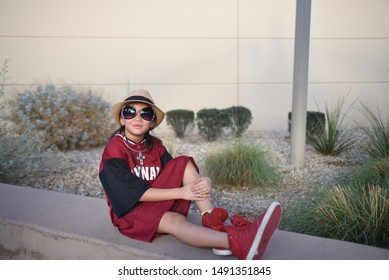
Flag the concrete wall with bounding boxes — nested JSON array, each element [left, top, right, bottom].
[[2, 183, 389, 260], [1, 0, 388, 131]]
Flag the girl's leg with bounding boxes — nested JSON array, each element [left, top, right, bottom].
[[181, 160, 232, 255], [157, 211, 229, 249], [183, 161, 213, 213]]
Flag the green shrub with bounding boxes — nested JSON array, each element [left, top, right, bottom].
[[288, 111, 325, 137], [283, 184, 389, 248], [196, 108, 231, 141], [349, 157, 389, 190], [0, 58, 10, 104], [280, 188, 320, 233], [359, 102, 389, 158], [0, 59, 10, 131], [205, 141, 280, 188], [316, 185, 389, 248], [0, 59, 18, 182], [8, 84, 115, 151], [0, 131, 61, 183], [166, 109, 194, 138], [0, 70, 61, 182], [225, 106, 252, 137], [308, 98, 353, 155], [196, 106, 252, 141]]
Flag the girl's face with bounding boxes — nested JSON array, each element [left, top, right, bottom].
[[120, 102, 156, 142]]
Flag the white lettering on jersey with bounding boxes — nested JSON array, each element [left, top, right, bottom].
[[132, 166, 161, 181]]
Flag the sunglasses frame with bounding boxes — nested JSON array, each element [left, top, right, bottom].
[[121, 105, 156, 122]]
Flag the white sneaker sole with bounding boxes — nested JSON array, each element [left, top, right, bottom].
[[212, 247, 233, 256], [246, 202, 282, 260]]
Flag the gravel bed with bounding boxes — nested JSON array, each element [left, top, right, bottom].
[[18, 129, 370, 217]]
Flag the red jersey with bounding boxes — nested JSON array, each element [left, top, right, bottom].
[[99, 133, 197, 242]]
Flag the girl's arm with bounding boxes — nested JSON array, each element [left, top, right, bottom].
[[139, 182, 209, 202], [99, 157, 150, 217]]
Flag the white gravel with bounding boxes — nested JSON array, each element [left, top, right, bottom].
[[18, 129, 370, 217]]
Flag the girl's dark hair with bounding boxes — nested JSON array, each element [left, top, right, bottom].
[[111, 125, 155, 150]]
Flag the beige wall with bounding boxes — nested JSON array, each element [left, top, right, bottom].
[[1, 0, 388, 131]]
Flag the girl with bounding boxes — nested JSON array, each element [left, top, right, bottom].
[[99, 89, 282, 260]]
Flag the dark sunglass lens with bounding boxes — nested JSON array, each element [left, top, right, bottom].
[[122, 106, 136, 119], [140, 108, 155, 121]]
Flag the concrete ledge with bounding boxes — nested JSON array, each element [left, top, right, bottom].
[[1, 183, 388, 260]]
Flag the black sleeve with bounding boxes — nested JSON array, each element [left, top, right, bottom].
[[99, 158, 150, 218], [160, 150, 173, 168]]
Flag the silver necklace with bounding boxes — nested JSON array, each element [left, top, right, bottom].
[[122, 135, 147, 167]]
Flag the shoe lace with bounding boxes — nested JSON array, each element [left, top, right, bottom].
[[202, 209, 228, 231], [230, 214, 253, 229]]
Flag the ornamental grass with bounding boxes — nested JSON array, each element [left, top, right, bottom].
[[204, 140, 281, 189]]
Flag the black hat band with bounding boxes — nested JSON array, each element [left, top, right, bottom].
[[125, 95, 154, 104]]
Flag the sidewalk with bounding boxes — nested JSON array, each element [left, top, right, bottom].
[[0, 182, 388, 260]]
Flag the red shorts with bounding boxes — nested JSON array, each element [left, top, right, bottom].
[[109, 156, 198, 242]]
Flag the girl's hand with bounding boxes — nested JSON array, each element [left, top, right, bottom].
[[181, 181, 210, 201], [190, 177, 212, 195]]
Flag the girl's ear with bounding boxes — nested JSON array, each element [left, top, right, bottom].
[[120, 117, 125, 126]]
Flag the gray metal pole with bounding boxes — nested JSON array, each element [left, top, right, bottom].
[[290, 0, 312, 167]]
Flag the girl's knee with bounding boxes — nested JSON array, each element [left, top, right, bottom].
[[185, 160, 198, 174], [158, 211, 187, 234], [167, 212, 187, 225]]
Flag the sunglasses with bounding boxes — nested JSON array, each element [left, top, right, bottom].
[[121, 106, 155, 121]]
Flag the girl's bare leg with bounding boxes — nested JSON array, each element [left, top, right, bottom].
[[157, 211, 229, 249], [183, 161, 213, 213]]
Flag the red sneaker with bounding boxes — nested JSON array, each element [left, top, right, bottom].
[[202, 208, 233, 256], [202, 208, 228, 231], [226, 202, 282, 260]]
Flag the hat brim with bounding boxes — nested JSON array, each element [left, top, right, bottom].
[[112, 100, 165, 130]]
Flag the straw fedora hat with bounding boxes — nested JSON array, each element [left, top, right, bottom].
[[111, 89, 165, 129]]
